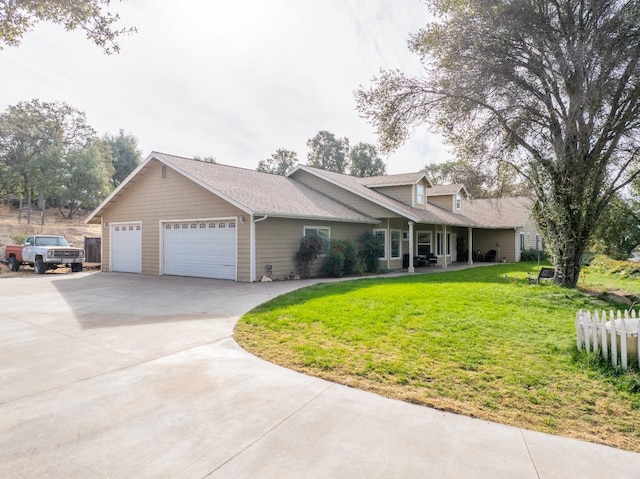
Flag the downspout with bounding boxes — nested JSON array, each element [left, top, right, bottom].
[[250, 215, 268, 282], [468, 227, 473, 265]]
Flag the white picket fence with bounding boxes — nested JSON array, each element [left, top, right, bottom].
[[576, 309, 640, 370]]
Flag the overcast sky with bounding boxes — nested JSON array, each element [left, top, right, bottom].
[[0, 0, 451, 174]]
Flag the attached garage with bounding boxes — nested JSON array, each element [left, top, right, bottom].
[[162, 219, 237, 280], [110, 222, 142, 273]]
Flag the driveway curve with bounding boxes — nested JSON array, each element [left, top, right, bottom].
[[1, 272, 639, 478]]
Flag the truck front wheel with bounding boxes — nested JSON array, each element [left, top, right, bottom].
[[71, 263, 83, 273], [8, 257, 20, 271], [34, 258, 46, 274]]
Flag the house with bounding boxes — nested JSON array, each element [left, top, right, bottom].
[[85, 152, 541, 282]]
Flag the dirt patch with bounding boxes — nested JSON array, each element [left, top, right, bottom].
[[0, 205, 101, 276]]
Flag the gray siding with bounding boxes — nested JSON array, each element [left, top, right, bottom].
[[371, 185, 413, 206], [428, 194, 454, 212], [255, 217, 370, 279]]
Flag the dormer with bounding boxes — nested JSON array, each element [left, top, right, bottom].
[[360, 172, 432, 209], [426, 184, 468, 213]]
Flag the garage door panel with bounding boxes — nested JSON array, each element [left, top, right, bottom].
[[111, 223, 141, 273], [162, 220, 236, 280]]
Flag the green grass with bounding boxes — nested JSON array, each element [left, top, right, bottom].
[[235, 263, 640, 452]]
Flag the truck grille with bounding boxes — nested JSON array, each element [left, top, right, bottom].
[[52, 250, 83, 258]]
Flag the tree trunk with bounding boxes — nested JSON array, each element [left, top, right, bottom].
[[553, 237, 585, 288], [534, 194, 593, 289]]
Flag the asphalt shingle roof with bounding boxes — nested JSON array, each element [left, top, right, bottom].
[[155, 153, 379, 223], [88, 152, 533, 230]]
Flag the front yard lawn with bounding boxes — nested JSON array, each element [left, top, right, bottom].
[[234, 263, 640, 452]]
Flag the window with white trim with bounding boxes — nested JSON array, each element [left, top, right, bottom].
[[416, 231, 432, 256], [535, 234, 541, 251], [455, 193, 462, 210], [520, 232, 526, 251], [390, 230, 401, 259], [436, 232, 444, 256], [374, 229, 387, 259], [304, 226, 330, 254], [416, 184, 425, 204]]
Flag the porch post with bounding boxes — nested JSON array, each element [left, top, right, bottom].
[[408, 221, 415, 273], [443, 225, 448, 269], [468, 227, 473, 265]]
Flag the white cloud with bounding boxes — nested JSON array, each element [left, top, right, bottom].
[[0, 0, 452, 174]]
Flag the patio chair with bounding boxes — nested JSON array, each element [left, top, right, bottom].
[[485, 249, 497, 262], [528, 267, 555, 284]]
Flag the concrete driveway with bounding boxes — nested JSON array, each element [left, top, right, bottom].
[[1, 272, 639, 478]]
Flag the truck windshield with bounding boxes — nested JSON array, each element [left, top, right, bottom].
[[34, 237, 70, 247]]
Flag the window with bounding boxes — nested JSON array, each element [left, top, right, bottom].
[[455, 193, 462, 210], [374, 229, 387, 259], [304, 226, 330, 254], [535, 234, 541, 251], [435, 232, 451, 256], [520, 233, 526, 251], [436, 232, 444, 256], [416, 231, 432, 256], [390, 230, 401, 259], [416, 184, 425, 204]]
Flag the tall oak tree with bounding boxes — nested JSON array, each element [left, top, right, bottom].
[[356, 0, 640, 287]]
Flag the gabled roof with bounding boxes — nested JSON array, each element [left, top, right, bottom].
[[87, 152, 534, 231], [287, 165, 532, 229], [288, 165, 480, 227], [86, 152, 379, 224], [359, 171, 432, 187], [463, 197, 533, 229]]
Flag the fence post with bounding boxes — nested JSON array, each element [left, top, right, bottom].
[[600, 311, 608, 359], [576, 310, 583, 350], [584, 310, 591, 353], [621, 316, 628, 370], [610, 310, 617, 367], [618, 311, 627, 371], [591, 311, 599, 354]]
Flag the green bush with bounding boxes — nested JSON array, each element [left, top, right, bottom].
[[294, 236, 323, 278], [587, 255, 640, 278], [520, 248, 548, 262], [323, 249, 345, 277], [330, 239, 357, 275], [357, 231, 384, 273], [11, 233, 27, 244]]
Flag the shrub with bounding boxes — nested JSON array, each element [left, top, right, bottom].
[[331, 239, 357, 275], [520, 248, 548, 262], [323, 249, 345, 277], [11, 233, 27, 244], [294, 235, 323, 278], [587, 254, 640, 278], [358, 231, 384, 273]]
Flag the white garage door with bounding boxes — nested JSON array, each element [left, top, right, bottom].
[[111, 222, 141, 273], [162, 219, 237, 280]]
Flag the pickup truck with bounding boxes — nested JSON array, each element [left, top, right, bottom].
[[3, 235, 85, 274]]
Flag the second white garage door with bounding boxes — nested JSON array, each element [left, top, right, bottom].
[[162, 220, 237, 280]]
